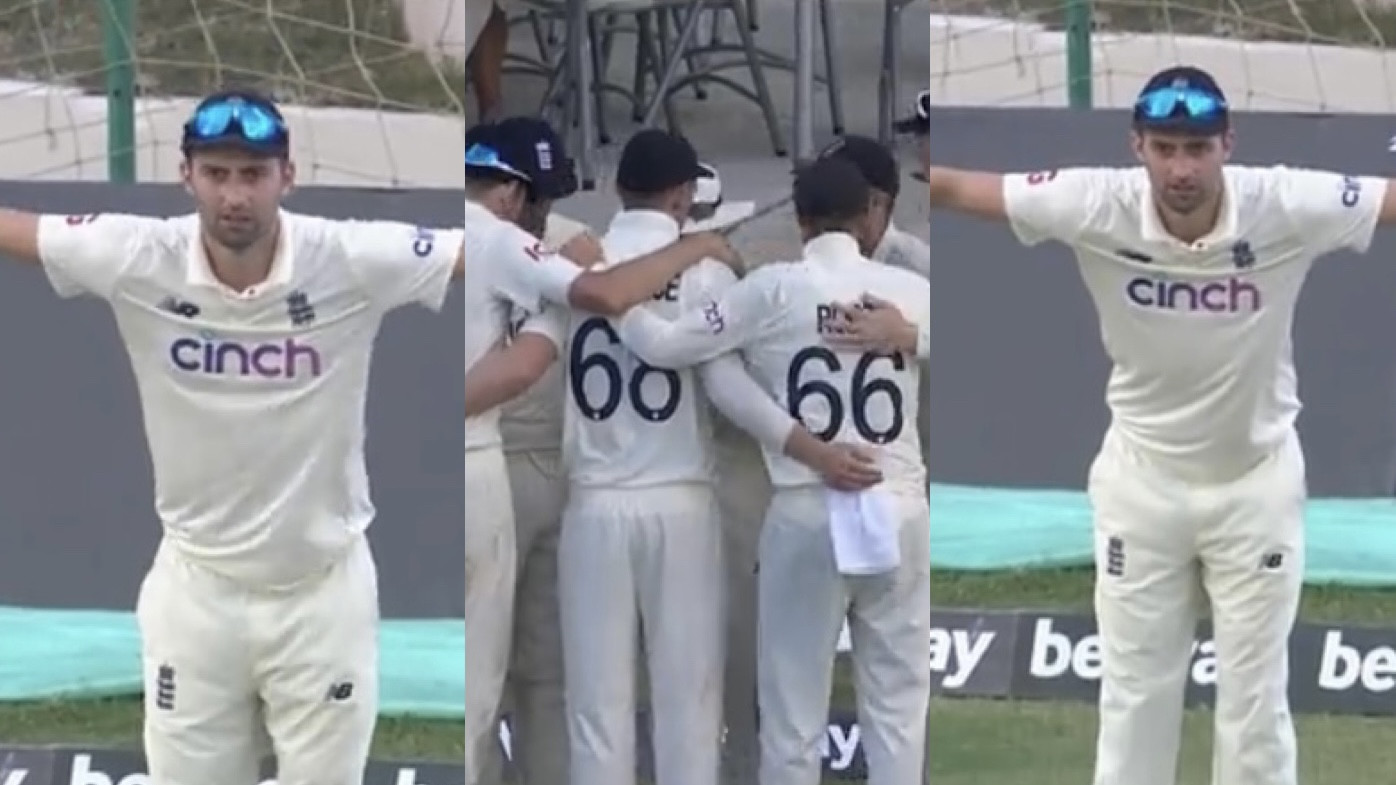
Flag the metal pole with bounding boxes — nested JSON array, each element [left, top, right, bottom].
[[1065, 0, 1093, 110], [792, 0, 815, 161], [100, 0, 137, 183]]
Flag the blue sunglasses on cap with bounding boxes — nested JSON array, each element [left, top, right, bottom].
[[183, 96, 288, 147], [464, 143, 532, 182], [1134, 86, 1227, 122]]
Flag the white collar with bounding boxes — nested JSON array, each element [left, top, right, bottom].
[[1139, 171, 1239, 252], [607, 209, 682, 243], [803, 231, 864, 263], [185, 209, 294, 298]]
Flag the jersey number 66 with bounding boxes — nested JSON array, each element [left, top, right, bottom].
[[787, 347, 905, 444]]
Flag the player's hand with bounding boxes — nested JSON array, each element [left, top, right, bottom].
[[689, 231, 745, 274], [558, 232, 605, 269], [815, 442, 883, 491], [825, 294, 918, 355]]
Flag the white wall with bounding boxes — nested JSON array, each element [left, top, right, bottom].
[[0, 81, 464, 187], [928, 14, 1396, 113]]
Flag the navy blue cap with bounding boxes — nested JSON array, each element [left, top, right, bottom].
[[464, 116, 578, 201], [181, 89, 289, 155], [794, 156, 870, 223], [818, 135, 899, 199], [1133, 66, 1230, 135], [616, 129, 706, 194]]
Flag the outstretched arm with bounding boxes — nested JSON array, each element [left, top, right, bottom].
[[925, 168, 1008, 221], [339, 222, 466, 312], [0, 209, 41, 265], [925, 162, 1114, 248]]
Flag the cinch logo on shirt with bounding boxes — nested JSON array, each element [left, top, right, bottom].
[[168, 336, 323, 378], [1125, 276, 1261, 313]]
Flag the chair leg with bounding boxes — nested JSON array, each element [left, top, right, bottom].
[[638, 0, 707, 130], [632, 11, 655, 120], [818, 0, 845, 135], [727, 0, 786, 156], [586, 15, 612, 145]]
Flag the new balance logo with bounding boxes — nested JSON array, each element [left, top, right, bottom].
[[286, 290, 315, 326], [1104, 536, 1125, 577], [1260, 552, 1284, 570], [327, 681, 354, 702], [158, 297, 200, 318], [154, 664, 176, 710]]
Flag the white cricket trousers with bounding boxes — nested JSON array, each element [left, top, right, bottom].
[[479, 446, 569, 785], [137, 533, 379, 785], [714, 431, 772, 785], [757, 487, 931, 785], [559, 483, 725, 785], [464, 446, 517, 785], [1090, 427, 1305, 785]]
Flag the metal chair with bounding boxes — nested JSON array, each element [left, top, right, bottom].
[[517, 0, 788, 181], [704, 0, 845, 140]]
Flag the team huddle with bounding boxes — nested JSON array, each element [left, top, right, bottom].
[[461, 110, 935, 785]]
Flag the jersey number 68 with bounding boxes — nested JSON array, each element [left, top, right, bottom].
[[787, 347, 905, 443], [568, 317, 682, 423]]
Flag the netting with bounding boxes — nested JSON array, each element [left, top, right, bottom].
[[0, 0, 466, 186], [928, 0, 1396, 112]]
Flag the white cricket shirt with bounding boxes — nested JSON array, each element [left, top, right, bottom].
[[561, 210, 728, 489], [615, 232, 931, 496], [873, 220, 931, 279], [499, 212, 591, 454], [462, 199, 583, 452], [1004, 165, 1384, 480], [38, 210, 463, 587]]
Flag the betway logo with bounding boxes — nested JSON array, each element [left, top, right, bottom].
[[840, 619, 998, 689], [1026, 617, 1219, 685], [822, 721, 863, 773], [931, 623, 997, 689], [63, 755, 437, 785], [1317, 630, 1396, 693]]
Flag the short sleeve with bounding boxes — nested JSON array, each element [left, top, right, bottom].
[[1274, 167, 1385, 256], [337, 221, 463, 311], [1003, 167, 1114, 247], [38, 213, 153, 300], [486, 223, 584, 313]]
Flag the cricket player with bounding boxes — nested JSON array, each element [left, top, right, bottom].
[[0, 90, 463, 784], [610, 156, 933, 785], [493, 190, 593, 785], [461, 118, 745, 785], [896, 65, 1396, 785], [817, 128, 932, 784]]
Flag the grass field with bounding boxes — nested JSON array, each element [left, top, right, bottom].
[[2, 568, 1393, 783]]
